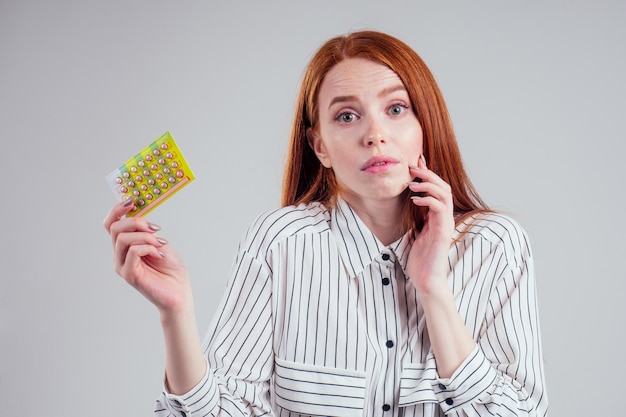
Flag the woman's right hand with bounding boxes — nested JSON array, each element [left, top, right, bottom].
[[103, 200, 192, 316]]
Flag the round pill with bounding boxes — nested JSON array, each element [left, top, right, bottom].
[[153, 188, 161, 195], [138, 160, 145, 167], [169, 176, 176, 183], [146, 193, 153, 200], [143, 169, 150, 176], [145, 154, 153, 161], [150, 164, 158, 171], [153, 149, 160, 156], [122, 172, 130, 178], [141, 184, 148, 191], [161, 182, 168, 189], [120, 186, 128, 193], [137, 199, 145, 206], [155, 173, 163, 180], [158, 158, 165, 165], [133, 190, 140, 196], [148, 179, 155, 186], [161, 143, 168, 150], [127, 181, 135, 187], [130, 166, 138, 173], [165, 152, 173, 159], [171, 161, 179, 168], [135, 175, 143, 182], [163, 167, 171, 174], [176, 170, 184, 178], [115, 177, 123, 184]]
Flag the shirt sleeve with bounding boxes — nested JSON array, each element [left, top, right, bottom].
[[431, 252, 548, 416], [155, 249, 276, 417]]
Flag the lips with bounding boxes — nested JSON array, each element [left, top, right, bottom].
[[361, 155, 400, 173]]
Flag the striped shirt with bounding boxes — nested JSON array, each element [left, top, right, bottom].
[[157, 198, 548, 416]]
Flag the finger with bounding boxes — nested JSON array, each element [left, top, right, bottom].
[[408, 165, 449, 189], [117, 243, 166, 284], [109, 215, 161, 250], [410, 194, 449, 214], [113, 231, 168, 272], [103, 199, 136, 233], [407, 179, 451, 202]]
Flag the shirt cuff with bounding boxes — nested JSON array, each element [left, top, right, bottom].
[[162, 357, 218, 416], [432, 346, 497, 413]]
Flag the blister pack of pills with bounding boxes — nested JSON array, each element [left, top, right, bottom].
[[105, 131, 195, 217]]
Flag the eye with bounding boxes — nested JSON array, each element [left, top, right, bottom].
[[388, 103, 409, 116], [335, 111, 358, 123]]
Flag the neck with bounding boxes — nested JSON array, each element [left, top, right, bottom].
[[340, 194, 405, 246]]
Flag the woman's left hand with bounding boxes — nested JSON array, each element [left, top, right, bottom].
[[406, 156, 455, 295]]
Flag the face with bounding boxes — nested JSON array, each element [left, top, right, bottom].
[[308, 58, 423, 207]]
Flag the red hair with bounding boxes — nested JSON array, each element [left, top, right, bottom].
[[282, 30, 488, 231]]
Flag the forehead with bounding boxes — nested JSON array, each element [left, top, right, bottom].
[[319, 58, 405, 100]]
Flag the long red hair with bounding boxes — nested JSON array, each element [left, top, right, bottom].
[[281, 30, 488, 231]]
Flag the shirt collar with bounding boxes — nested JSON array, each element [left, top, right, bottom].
[[330, 198, 413, 279]]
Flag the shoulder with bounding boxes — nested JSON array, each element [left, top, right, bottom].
[[454, 211, 533, 267], [239, 202, 331, 256]]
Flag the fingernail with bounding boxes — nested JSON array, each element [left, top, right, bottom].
[[148, 222, 161, 231], [420, 154, 427, 167], [408, 164, 419, 170], [158, 251, 166, 258], [156, 237, 168, 245], [122, 198, 134, 207]]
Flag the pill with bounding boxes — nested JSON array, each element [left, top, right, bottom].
[[146, 193, 153, 200], [176, 170, 184, 178]]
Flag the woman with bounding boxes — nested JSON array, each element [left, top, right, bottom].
[[104, 30, 548, 416]]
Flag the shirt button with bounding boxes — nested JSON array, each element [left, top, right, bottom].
[[445, 398, 454, 405], [382, 277, 390, 286], [386, 340, 394, 348], [382, 253, 390, 261], [382, 404, 391, 411], [438, 383, 446, 390]]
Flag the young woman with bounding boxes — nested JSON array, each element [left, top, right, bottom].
[[104, 30, 548, 416]]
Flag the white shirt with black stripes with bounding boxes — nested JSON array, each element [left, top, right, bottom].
[[156, 198, 548, 417]]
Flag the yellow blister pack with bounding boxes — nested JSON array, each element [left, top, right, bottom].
[[105, 131, 195, 217]]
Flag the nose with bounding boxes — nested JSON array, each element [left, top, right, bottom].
[[364, 119, 387, 146]]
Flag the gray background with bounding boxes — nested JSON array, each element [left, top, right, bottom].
[[1, 1, 624, 416]]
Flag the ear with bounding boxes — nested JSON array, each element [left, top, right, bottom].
[[306, 127, 332, 168]]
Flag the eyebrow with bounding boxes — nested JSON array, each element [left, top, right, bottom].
[[327, 84, 408, 110]]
